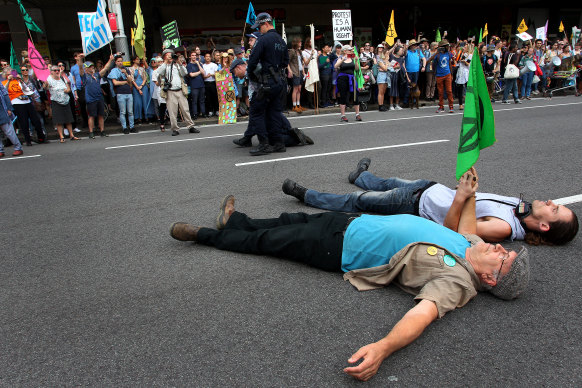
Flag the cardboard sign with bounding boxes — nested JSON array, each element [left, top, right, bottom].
[[215, 70, 236, 124], [536, 26, 546, 41], [332, 10, 352, 41], [516, 32, 533, 41], [161, 20, 181, 49]]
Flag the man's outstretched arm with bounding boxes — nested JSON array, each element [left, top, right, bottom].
[[444, 167, 478, 234], [343, 299, 438, 381]]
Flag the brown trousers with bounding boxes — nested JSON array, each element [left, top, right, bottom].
[[166, 90, 194, 131], [436, 73, 454, 109], [425, 72, 436, 99]]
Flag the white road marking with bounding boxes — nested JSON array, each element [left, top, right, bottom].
[[0, 155, 41, 161], [554, 195, 582, 205], [235, 139, 450, 166], [105, 133, 240, 149], [105, 100, 582, 150]]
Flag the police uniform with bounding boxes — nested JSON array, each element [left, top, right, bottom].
[[246, 14, 289, 154]]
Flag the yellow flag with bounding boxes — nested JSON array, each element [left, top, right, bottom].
[[385, 10, 397, 46], [483, 23, 488, 38], [133, 0, 145, 59], [517, 19, 528, 33], [559, 21, 564, 32]]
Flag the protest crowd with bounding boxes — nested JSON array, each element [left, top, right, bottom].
[[1, 6, 581, 156]]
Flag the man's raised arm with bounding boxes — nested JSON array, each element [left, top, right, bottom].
[[443, 167, 478, 235], [343, 299, 438, 381]]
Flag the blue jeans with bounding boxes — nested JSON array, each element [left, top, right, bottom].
[[503, 78, 519, 102], [304, 171, 433, 214], [116, 93, 134, 129], [520, 71, 534, 97], [0, 122, 23, 152]]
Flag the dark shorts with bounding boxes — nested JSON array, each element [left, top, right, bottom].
[[292, 76, 302, 86], [87, 100, 105, 117]]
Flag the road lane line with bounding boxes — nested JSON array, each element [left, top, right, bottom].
[[105, 133, 240, 149], [0, 155, 41, 161], [235, 139, 450, 166], [105, 100, 582, 150], [554, 195, 582, 205]]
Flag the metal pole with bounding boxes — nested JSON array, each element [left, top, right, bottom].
[[108, 0, 130, 63]]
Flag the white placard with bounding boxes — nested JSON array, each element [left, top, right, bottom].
[[516, 32, 533, 41], [535, 26, 546, 41], [78, 0, 113, 55], [332, 9, 352, 41]]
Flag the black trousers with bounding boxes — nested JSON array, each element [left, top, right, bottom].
[[76, 87, 88, 127], [13, 103, 45, 143], [204, 81, 218, 114], [197, 211, 353, 271]]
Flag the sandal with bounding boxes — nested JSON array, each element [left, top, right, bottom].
[[59, 138, 66, 143], [70, 136, 80, 141]]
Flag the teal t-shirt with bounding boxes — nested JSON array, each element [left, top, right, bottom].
[[341, 214, 470, 272]]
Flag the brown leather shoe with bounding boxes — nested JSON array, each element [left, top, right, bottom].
[[170, 222, 200, 241], [216, 195, 235, 229]]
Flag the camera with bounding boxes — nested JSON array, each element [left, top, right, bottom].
[[163, 83, 170, 92], [172, 53, 179, 60]]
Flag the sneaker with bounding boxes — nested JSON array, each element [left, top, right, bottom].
[[395, 105, 403, 110], [355, 114, 362, 121], [502, 100, 510, 104], [171, 130, 180, 136], [389, 106, 395, 111], [525, 96, 531, 100], [100, 131, 108, 137], [73, 128, 81, 133], [532, 90, 539, 95], [0, 152, 4, 158], [449, 108, 455, 113], [89, 132, 95, 139], [514, 99, 522, 104], [379, 105, 387, 112], [123, 128, 130, 134], [436, 107, 445, 113], [340, 116, 348, 122], [64, 128, 70, 136], [348, 158, 371, 184], [12, 150, 23, 156], [129, 127, 138, 133]]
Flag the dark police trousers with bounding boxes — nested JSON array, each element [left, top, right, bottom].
[[197, 211, 354, 271], [245, 78, 285, 144]]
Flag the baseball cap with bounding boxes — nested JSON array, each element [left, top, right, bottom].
[[486, 44, 496, 51], [489, 247, 530, 300], [234, 47, 244, 55], [251, 12, 272, 29], [83, 61, 94, 68], [230, 58, 246, 73], [246, 32, 259, 39]]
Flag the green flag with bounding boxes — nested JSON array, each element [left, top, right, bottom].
[[478, 28, 483, 44], [17, 0, 43, 33], [353, 45, 365, 89], [10, 43, 20, 74], [456, 47, 496, 180], [435, 28, 441, 42], [133, 0, 146, 60]]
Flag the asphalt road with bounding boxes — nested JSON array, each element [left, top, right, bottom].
[[1, 96, 581, 387]]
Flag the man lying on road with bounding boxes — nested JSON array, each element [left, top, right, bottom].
[[282, 159, 578, 246], [169, 168, 530, 381]]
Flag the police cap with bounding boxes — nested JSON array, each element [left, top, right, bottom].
[[251, 12, 272, 29]]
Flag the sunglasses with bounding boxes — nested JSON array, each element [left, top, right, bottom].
[[51, 69, 60, 72], [495, 249, 513, 284], [21, 69, 28, 72]]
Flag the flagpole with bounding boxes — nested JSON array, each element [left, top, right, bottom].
[[242, 22, 246, 47]]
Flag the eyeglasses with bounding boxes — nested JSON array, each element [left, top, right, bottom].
[[365, 44, 370, 46], [495, 249, 513, 284], [58, 64, 65, 67], [51, 69, 60, 72], [21, 69, 28, 72]]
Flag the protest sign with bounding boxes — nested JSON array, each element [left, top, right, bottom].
[[536, 26, 546, 41], [332, 10, 352, 41], [215, 70, 237, 124], [516, 32, 533, 41], [77, 0, 114, 56], [27, 39, 50, 81], [161, 21, 181, 49]]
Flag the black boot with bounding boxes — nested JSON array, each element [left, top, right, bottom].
[[249, 142, 273, 156], [233, 136, 253, 147], [282, 179, 307, 202], [348, 158, 371, 184]]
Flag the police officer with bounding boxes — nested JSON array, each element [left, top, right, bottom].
[[244, 12, 289, 156]]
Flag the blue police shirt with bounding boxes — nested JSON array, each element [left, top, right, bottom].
[[405, 49, 424, 73], [81, 73, 104, 103], [341, 214, 470, 272], [247, 29, 289, 76]]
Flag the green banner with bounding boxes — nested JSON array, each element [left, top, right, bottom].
[[161, 21, 181, 50], [17, 0, 43, 33], [456, 47, 496, 180], [10, 43, 20, 74]]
